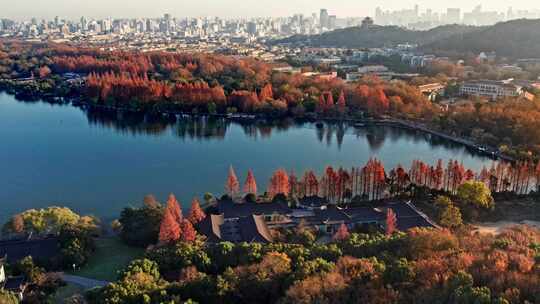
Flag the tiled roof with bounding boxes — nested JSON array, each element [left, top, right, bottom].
[[0, 237, 59, 263], [343, 207, 385, 223], [4, 276, 26, 292], [298, 196, 329, 209], [217, 200, 292, 219], [313, 206, 350, 224], [198, 214, 273, 243]]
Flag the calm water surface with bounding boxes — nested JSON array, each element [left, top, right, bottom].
[[0, 93, 494, 223]]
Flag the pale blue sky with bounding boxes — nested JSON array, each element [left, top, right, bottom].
[[1, 0, 539, 20]]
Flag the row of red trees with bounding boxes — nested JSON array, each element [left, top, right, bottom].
[[86, 72, 227, 106], [45, 47, 435, 119], [85, 70, 399, 117], [225, 158, 540, 203]]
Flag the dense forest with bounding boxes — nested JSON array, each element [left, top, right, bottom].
[[275, 19, 540, 59], [86, 225, 539, 304], [421, 19, 540, 59], [1, 41, 540, 157], [275, 24, 478, 49]]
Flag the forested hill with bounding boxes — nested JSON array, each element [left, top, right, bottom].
[[274, 24, 479, 48], [420, 19, 540, 59], [274, 19, 540, 59]]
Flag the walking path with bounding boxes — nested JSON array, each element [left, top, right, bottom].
[[61, 273, 110, 289]]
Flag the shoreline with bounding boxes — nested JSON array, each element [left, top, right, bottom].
[[0, 86, 515, 162]]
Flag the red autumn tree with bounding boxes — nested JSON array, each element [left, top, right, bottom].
[[38, 66, 52, 78], [225, 165, 240, 197], [268, 169, 290, 198], [159, 208, 181, 243], [166, 193, 183, 222], [333, 223, 350, 241], [188, 198, 206, 225], [243, 169, 258, 195], [259, 83, 274, 101], [180, 219, 197, 242], [386, 208, 397, 236]]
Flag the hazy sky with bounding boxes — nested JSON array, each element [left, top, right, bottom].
[[2, 0, 540, 20]]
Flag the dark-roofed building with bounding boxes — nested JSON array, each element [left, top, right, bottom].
[[312, 206, 351, 234], [218, 199, 292, 219], [385, 202, 438, 231], [1, 257, 27, 301], [0, 236, 59, 264], [298, 196, 330, 210], [3, 276, 26, 300], [201, 198, 436, 242], [217, 199, 294, 228], [198, 214, 273, 243]]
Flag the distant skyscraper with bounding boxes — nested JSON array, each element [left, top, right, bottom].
[[446, 8, 461, 24], [328, 15, 336, 30], [320, 9, 329, 29], [247, 21, 257, 36], [80, 16, 88, 31]]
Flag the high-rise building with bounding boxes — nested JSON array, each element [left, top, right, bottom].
[[446, 8, 461, 24], [320, 9, 329, 29], [246, 21, 257, 36], [80, 16, 88, 32], [328, 15, 336, 30]]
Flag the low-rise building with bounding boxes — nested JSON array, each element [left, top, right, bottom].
[[198, 198, 436, 242], [346, 65, 392, 81], [459, 79, 524, 100], [1, 257, 28, 301], [418, 83, 446, 101]]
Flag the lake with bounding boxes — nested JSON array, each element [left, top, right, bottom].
[[0, 92, 495, 224]]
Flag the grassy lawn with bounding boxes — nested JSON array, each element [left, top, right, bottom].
[[70, 237, 144, 281]]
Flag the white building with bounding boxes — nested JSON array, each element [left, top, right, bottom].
[[460, 79, 524, 100]]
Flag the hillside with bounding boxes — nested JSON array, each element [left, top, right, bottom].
[[420, 19, 540, 58], [275, 24, 479, 48], [275, 19, 540, 59]]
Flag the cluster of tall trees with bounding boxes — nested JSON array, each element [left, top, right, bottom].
[[225, 158, 540, 204], [478, 160, 540, 195], [23, 44, 434, 120], [158, 194, 205, 244], [86, 72, 228, 106]]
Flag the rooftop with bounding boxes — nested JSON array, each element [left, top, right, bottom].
[[217, 199, 292, 219], [0, 236, 59, 263], [197, 213, 273, 243]]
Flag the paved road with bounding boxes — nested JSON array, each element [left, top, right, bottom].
[[61, 273, 110, 289]]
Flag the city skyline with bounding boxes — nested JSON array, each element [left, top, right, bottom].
[[2, 0, 540, 20]]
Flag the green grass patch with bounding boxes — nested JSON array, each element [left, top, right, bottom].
[[70, 237, 144, 281]]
